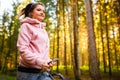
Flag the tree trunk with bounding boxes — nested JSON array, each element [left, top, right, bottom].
[[98, 1, 107, 73], [114, 0, 120, 70], [56, 0, 60, 72], [63, 0, 68, 75], [84, 0, 101, 80], [71, 0, 81, 80], [104, 2, 112, 75], [0, 32, 5, 70]]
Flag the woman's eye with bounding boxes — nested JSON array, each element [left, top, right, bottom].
[[36, 9, 45, 13], [37, 9, 41, 11]]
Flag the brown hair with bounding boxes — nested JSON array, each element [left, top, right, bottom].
[[20, 2, 45, 17]]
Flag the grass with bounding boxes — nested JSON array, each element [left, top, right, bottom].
[[0, 74, 16, 80]]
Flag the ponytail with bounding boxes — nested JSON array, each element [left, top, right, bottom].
[[20, 2, 45, 18]]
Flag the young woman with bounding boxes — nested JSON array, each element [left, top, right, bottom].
[[17, 2, 54, 80]]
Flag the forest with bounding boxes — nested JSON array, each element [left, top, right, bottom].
[[0, 0, 120, 80]]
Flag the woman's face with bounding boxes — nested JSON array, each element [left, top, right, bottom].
[[30, 5, 45, 21]]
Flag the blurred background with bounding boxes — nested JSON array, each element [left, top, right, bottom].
[[0, 0, 120, 80]]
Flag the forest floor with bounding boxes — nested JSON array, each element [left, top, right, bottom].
[[64, 71, 120, 80], [0, 76, 120, 80], [0, 70, 120, 80], [0, 78, 6, 80], [0, 75, 120, 80]]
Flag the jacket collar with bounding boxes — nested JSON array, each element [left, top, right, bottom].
[[21, 17, 46, 28]]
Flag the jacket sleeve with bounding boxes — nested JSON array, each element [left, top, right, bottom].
[[17, 23, 45, 66]]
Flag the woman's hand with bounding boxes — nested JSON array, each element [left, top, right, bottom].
[[41, 58, 58, 71], [41, 61, 53, 71], [48, 61, 54, 67]]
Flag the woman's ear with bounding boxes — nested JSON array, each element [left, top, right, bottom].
[[29, 12, 32, 18]]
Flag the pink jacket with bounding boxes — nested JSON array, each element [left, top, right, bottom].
[[17, 17, 51, 69]]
